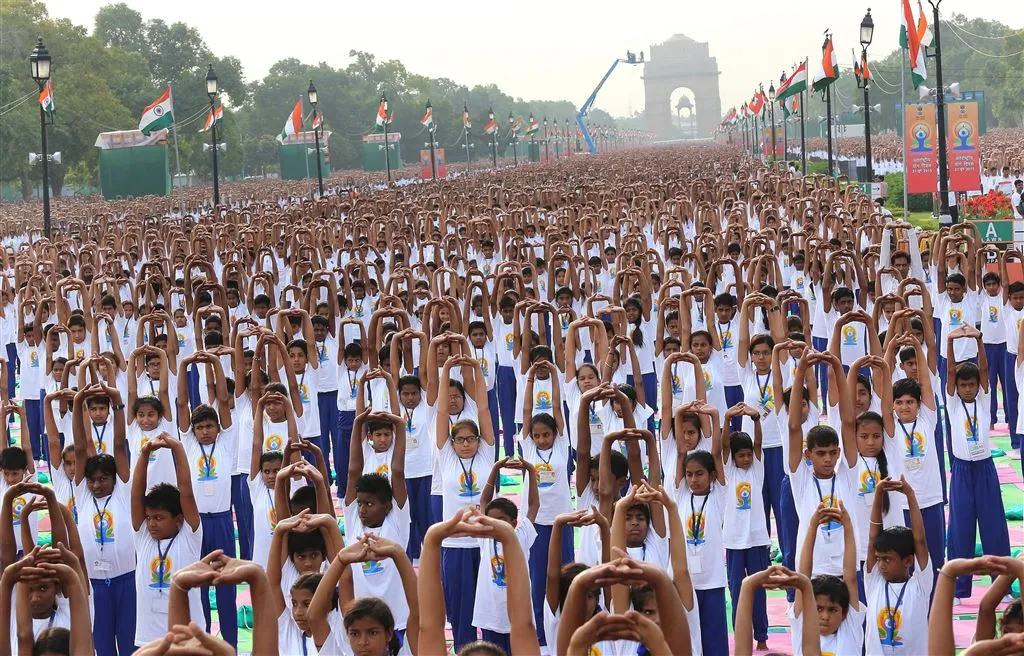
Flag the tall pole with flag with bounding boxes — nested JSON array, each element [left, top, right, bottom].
[[858, 11, 875, 184], [813, 33, 840, 176], [462, 103, 472, 169], [485, 108, 497, 167], [902, 0, 929, 217], [308, 80, 324, 197], [378, 92, 392, 184], [422, 99, 436, 180], [29, 38, 52, 238], [930, 0, 951, 223]]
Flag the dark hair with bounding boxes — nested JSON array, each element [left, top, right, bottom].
[[898, 347, 917, 365], [690, 330, 713, 346], [1001, 599, 1024, 635], [355, 473, 393, 505], [946, 272, 967, 287], [143, 483, 182, 517], [190, 404, 219, 430], [873, 525, 915, 559], [811, 575, 851, 613], [485, 497, 519, 524], [855, 373, 872, 396], [84, 454, 116, 480], [0, 446, 29, 471], [806, 425, 840, 450], [590, 450, 630, 480], [714, 293, 736, 308], [528, 413, 558, 437], [259, 451, 284, 468], [616, 384, 638, 409], [629, 584, 657, 613], [133, 395, 164, 417], [457, 641, 507, 656], [729, 432, 754, 457], [831, 286, 855, 304], [892, 377, 922, 402], [86, 395, 110, 409], [291, 572, 323, 595], [343, 597, 401, 656], [683, 450, 716, 475], [290, 485, 317, 513], [983, 271, 1001, 286], [1008, 281, 1024, 296], [287, 529, 327, 559], [954, 361, 981, 384], [398, 375, 422, 392], [343, 343, 363, 360], [624, 297, 645, 348], [749, 333, 775, 355], [33, 627, 70, 656], [558, 563, 590, 611]]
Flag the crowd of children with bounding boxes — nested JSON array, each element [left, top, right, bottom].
[[2, 146, 1024, 656]]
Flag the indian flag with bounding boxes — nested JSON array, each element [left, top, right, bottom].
[[199, 105, 223, 133], [902, 0, 927, 87], [483, 116, 497, 135], [526, 117, 539, 135], [375, 99, 391, 130], [277, 99, 302, 143], [783, 94, 800, 118], [312, 111, 322, 130], [38, 80, 54, 114], [812, 35, 839, 92], [749, 90, 765, 117], [917, 1, 933, 47], [776, 62, 807, 102], [139, 86, 174, 135], [462, 104, 471, 129], [420, 106, 433, 128]]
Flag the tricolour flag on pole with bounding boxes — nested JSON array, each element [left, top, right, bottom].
[[312, 111, 322, 130], [420, 106, 433, 128], [902, 0, 927, 88], [812, 35, 839, 92], [139, 86, 174, 135], [199, 105, 223, 132], [749, 90, 765, 116], [483, 116, 497, 135], [917, 0, 933, 47], [526, 117, 539, 135], [776, 62, 807, 102], [375, 99, 389, 130], [462, 105, 471, 129], [38, 80, 54, 114], [784, 94, 800, 118], [277, 99, 303, 143]]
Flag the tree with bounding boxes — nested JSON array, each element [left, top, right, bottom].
[[93, 3, 146, 52]]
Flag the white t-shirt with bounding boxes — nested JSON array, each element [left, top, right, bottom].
[[337, 365, 367, 413], [439, 439, 495, 548], [400, 398, 436, 479], [892, 405, 943, 508], [791, 461, 860, 577], [789, 603, 865, 656], [8, 595, 71, 653], [714, 317, 741, 387], [127, 420, 179, 490], [15, 340, 43, 399], [741, 367, 782, 448], [247, 476, 277, 568], [277, 610, 323, 656], [518, 433, 573, 525], [181, 429, 236, 514], [945, 389, 992, 462], [864, 558, 933, 656], [722, 456, 771, 549], [133, 522, 204, 646], [937, 291, 979, 360], [314, 336, 339, 392], [0, 480, 39, 555], [472, 520, 538, 632], [343, 499, 412, 629], [676, 483, 728, 589], [980, 293, 1006, 344], [75, 477, 136, 579], [1003, 301, 1024, 355]]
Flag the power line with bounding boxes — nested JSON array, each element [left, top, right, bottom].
[[0, 93, 34, 118], [938, 13, 1024, 40], [0, 90, 37, 112], [943, 21, 1024, 58]]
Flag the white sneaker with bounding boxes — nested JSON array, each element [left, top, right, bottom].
[[953, 597, 964, 606], [1008, 449, 1022, 460]]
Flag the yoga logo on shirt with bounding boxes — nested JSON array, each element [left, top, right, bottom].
[[68, 497, 78, 523], [177, 332, 186, 347], [720, 330, 733, 349], [504, 333, 515, 352], [30, 350, 39, 368], [877, 607, 904, 647], [297, 383, 310, 404], [989, 305, 999, 323], [477, 357, 489, 378], [858, 470, 878, 496], [376, 462, 390, 477], [735, 481, 752, 510], [361, 559, 385, 575], [458, 470, 480, 498], [139, 437, 158, 463], [264, 433, 285, 452], [268, 506, 277, 531], [589, 406, 603, 431], [948, 307, 963, 327], [535, 391, 552, 411], [535, 462, 555, 489], [842, 325, 858, 346], [685, 512, 706, 546], [817, 497, 842, 531], [964, 418, 980, 442], [196, 454, 218, 481], [11, 496, 26, 526], [671, 373, 683, 395], [904, 430, 926, 457], [149, 555, 172, 589], [93, 509, 115, 544], [703, 370, 713, 391], [490, 554, 507, 588]]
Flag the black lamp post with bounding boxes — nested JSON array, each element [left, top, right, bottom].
[[488, 107, 497, 167], [928, 0, 952, 223], [307, 79, 324, 197], [543, 116, 549, 161], [768, 82, 777, 163], [425, 99, 437, 180], [205, 64, 220, 206], [381, 92, 392, 184], [29, 37, 52, 239], [509, 112, 517, 166], [858, 9, 875, 183]]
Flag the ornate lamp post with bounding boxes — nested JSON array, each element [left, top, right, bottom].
[[29, 38, 52, 238], [307, 79, 325, 196], [205, 64, 220, 205], [858, 9, 875, 182]]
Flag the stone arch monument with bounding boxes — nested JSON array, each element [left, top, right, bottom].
[[644, 34, 722, 139]]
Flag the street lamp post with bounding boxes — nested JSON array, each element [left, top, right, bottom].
[[488, 108, 497, 167], [509, 113, 517, 167], [543, 116, 549, 161], [859, 9, 875, 183], [929, 0, 952, 223], [29, 38, 52, 239], [768, 83, 777, 163], [205, 64, 220, 206], [381, 92, 392, 184], [425, 99, 437, 180], [307, 79, 324, 197]]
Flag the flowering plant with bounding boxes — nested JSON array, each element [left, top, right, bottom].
[[961, 190, 1013, 220]]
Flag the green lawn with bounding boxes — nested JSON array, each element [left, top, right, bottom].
[[900, 211, 939, 230]]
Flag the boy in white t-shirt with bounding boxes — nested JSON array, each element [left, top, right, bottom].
[[864, 476, 932, 655], [129, 432, 204, 646]]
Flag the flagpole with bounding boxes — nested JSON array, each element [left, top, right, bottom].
[[825, 84, 834, 177], [381, 92, 392, 184], [168, 84, 183, 191], [801, 58, 808, 175], [900, 48, 909, 219]]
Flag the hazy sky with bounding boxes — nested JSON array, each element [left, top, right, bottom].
[[43, 0, 1020, 118]]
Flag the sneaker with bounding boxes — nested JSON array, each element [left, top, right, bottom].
[[954, 597, 964, 606], [1008, 449, 1022, 460]]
